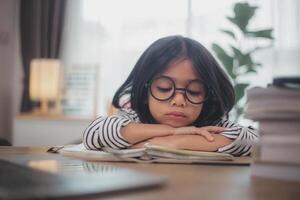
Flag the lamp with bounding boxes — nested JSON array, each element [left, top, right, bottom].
[[29, 59, 62, 115]]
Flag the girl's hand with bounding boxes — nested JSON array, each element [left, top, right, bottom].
[[173, 126, 225, 142], [147, 136, 180, 149], [130, 141, 148, 149], [131, 136, 179, 149]]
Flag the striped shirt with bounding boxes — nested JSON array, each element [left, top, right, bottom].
[[83, 108, 258, 156]]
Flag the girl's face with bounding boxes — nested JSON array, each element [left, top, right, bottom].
[[148, 58, 204, 127]]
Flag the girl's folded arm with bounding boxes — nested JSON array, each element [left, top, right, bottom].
[[83, 108, 174, 150], [143, 121, 259, 156], [216, 119, 259, 156], [144, 134, 232, 151], [157, 119, 257, 156], [120, 123, 174, 144], [83, 115, 132, 150]]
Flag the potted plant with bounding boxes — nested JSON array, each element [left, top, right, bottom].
[[212, 2, 274, 121]]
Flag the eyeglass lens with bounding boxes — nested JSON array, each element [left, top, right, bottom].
[[150, 76, 207, 104]]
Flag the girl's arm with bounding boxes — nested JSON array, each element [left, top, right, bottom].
[[216, 119, 259, 156], [132, 120, 259, 157], [132, 134, 232, 151], [165, 134, 233, 151], [120, 123, 174, 144], [121, 123, 223, 144], [83, 108, 174, 150], [83, 108, 223, 150], [83, 115, 131, 150], [83, 108, 136, 150]]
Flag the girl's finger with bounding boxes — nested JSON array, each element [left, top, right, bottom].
[[173, 127, 196, 135], [205, 126, 225, 133], [223, 127, 242, 131], [196, 130, 214, 142]]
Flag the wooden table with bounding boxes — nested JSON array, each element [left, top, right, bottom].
[[0, 147, 299, 200]]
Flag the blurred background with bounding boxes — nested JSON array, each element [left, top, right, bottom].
[[0, 0, 299, 146]]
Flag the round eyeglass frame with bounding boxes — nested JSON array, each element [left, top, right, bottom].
[[148, 76, 210, 104]]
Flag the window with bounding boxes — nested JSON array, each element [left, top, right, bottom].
[[60, 0, 300, 117]]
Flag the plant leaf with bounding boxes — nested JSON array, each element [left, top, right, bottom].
[[246, 29, 274, 39], [211, 43, 235, 79], [246, 68, 257, 73], [227, 3, 258, 33], [231, 46, 254, 68], [220, 29, 236, 39], [246, 62, 262, 73], [236, 106, 244, 120], [234, 83, 249, 104], [248, 46, 264, 53], [256, 62, 262, 66]]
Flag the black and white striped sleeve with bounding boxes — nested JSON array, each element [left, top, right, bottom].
[[216, 119, 259, 156], [83, 108, 140, 150]]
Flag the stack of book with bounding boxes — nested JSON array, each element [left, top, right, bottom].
[[245, 85, 300, 181]]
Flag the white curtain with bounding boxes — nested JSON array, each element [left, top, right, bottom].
[[272, 0, 300, 76], [60, 0, 188, 116]]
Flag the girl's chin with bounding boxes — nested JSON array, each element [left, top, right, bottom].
[[162, 121, 190, 128]]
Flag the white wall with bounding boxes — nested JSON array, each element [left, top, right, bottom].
[[0, 0, 22, 142]]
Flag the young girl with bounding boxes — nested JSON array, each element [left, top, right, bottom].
[[83, 35, 258, 156]]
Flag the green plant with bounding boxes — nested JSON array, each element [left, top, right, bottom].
[[212, 2, 274, 121]]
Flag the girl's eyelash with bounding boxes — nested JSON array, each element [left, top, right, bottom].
[[187, 90, 202, 95], [157, 86, 172, 91]]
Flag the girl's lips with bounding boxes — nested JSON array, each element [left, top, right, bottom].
[[165, 112, 187, 118]]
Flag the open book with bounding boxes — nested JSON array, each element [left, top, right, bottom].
[[60, 143, 251, 165]]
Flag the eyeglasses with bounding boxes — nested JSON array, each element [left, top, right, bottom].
[[148, 76, 209, 104]]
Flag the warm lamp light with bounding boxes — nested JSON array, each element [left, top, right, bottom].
[[29, 59, 61, 115]]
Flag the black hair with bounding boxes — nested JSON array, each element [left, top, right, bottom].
[[112, 35, 235, 126]]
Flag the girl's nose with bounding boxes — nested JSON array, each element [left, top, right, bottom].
[[170, 91, 187, 107]]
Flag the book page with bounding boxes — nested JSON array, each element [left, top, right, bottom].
[[144, 144, 233, 160], [59, 143, 252, 165]]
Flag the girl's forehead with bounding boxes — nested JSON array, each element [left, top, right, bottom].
[[158, 58, 200, 83]]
